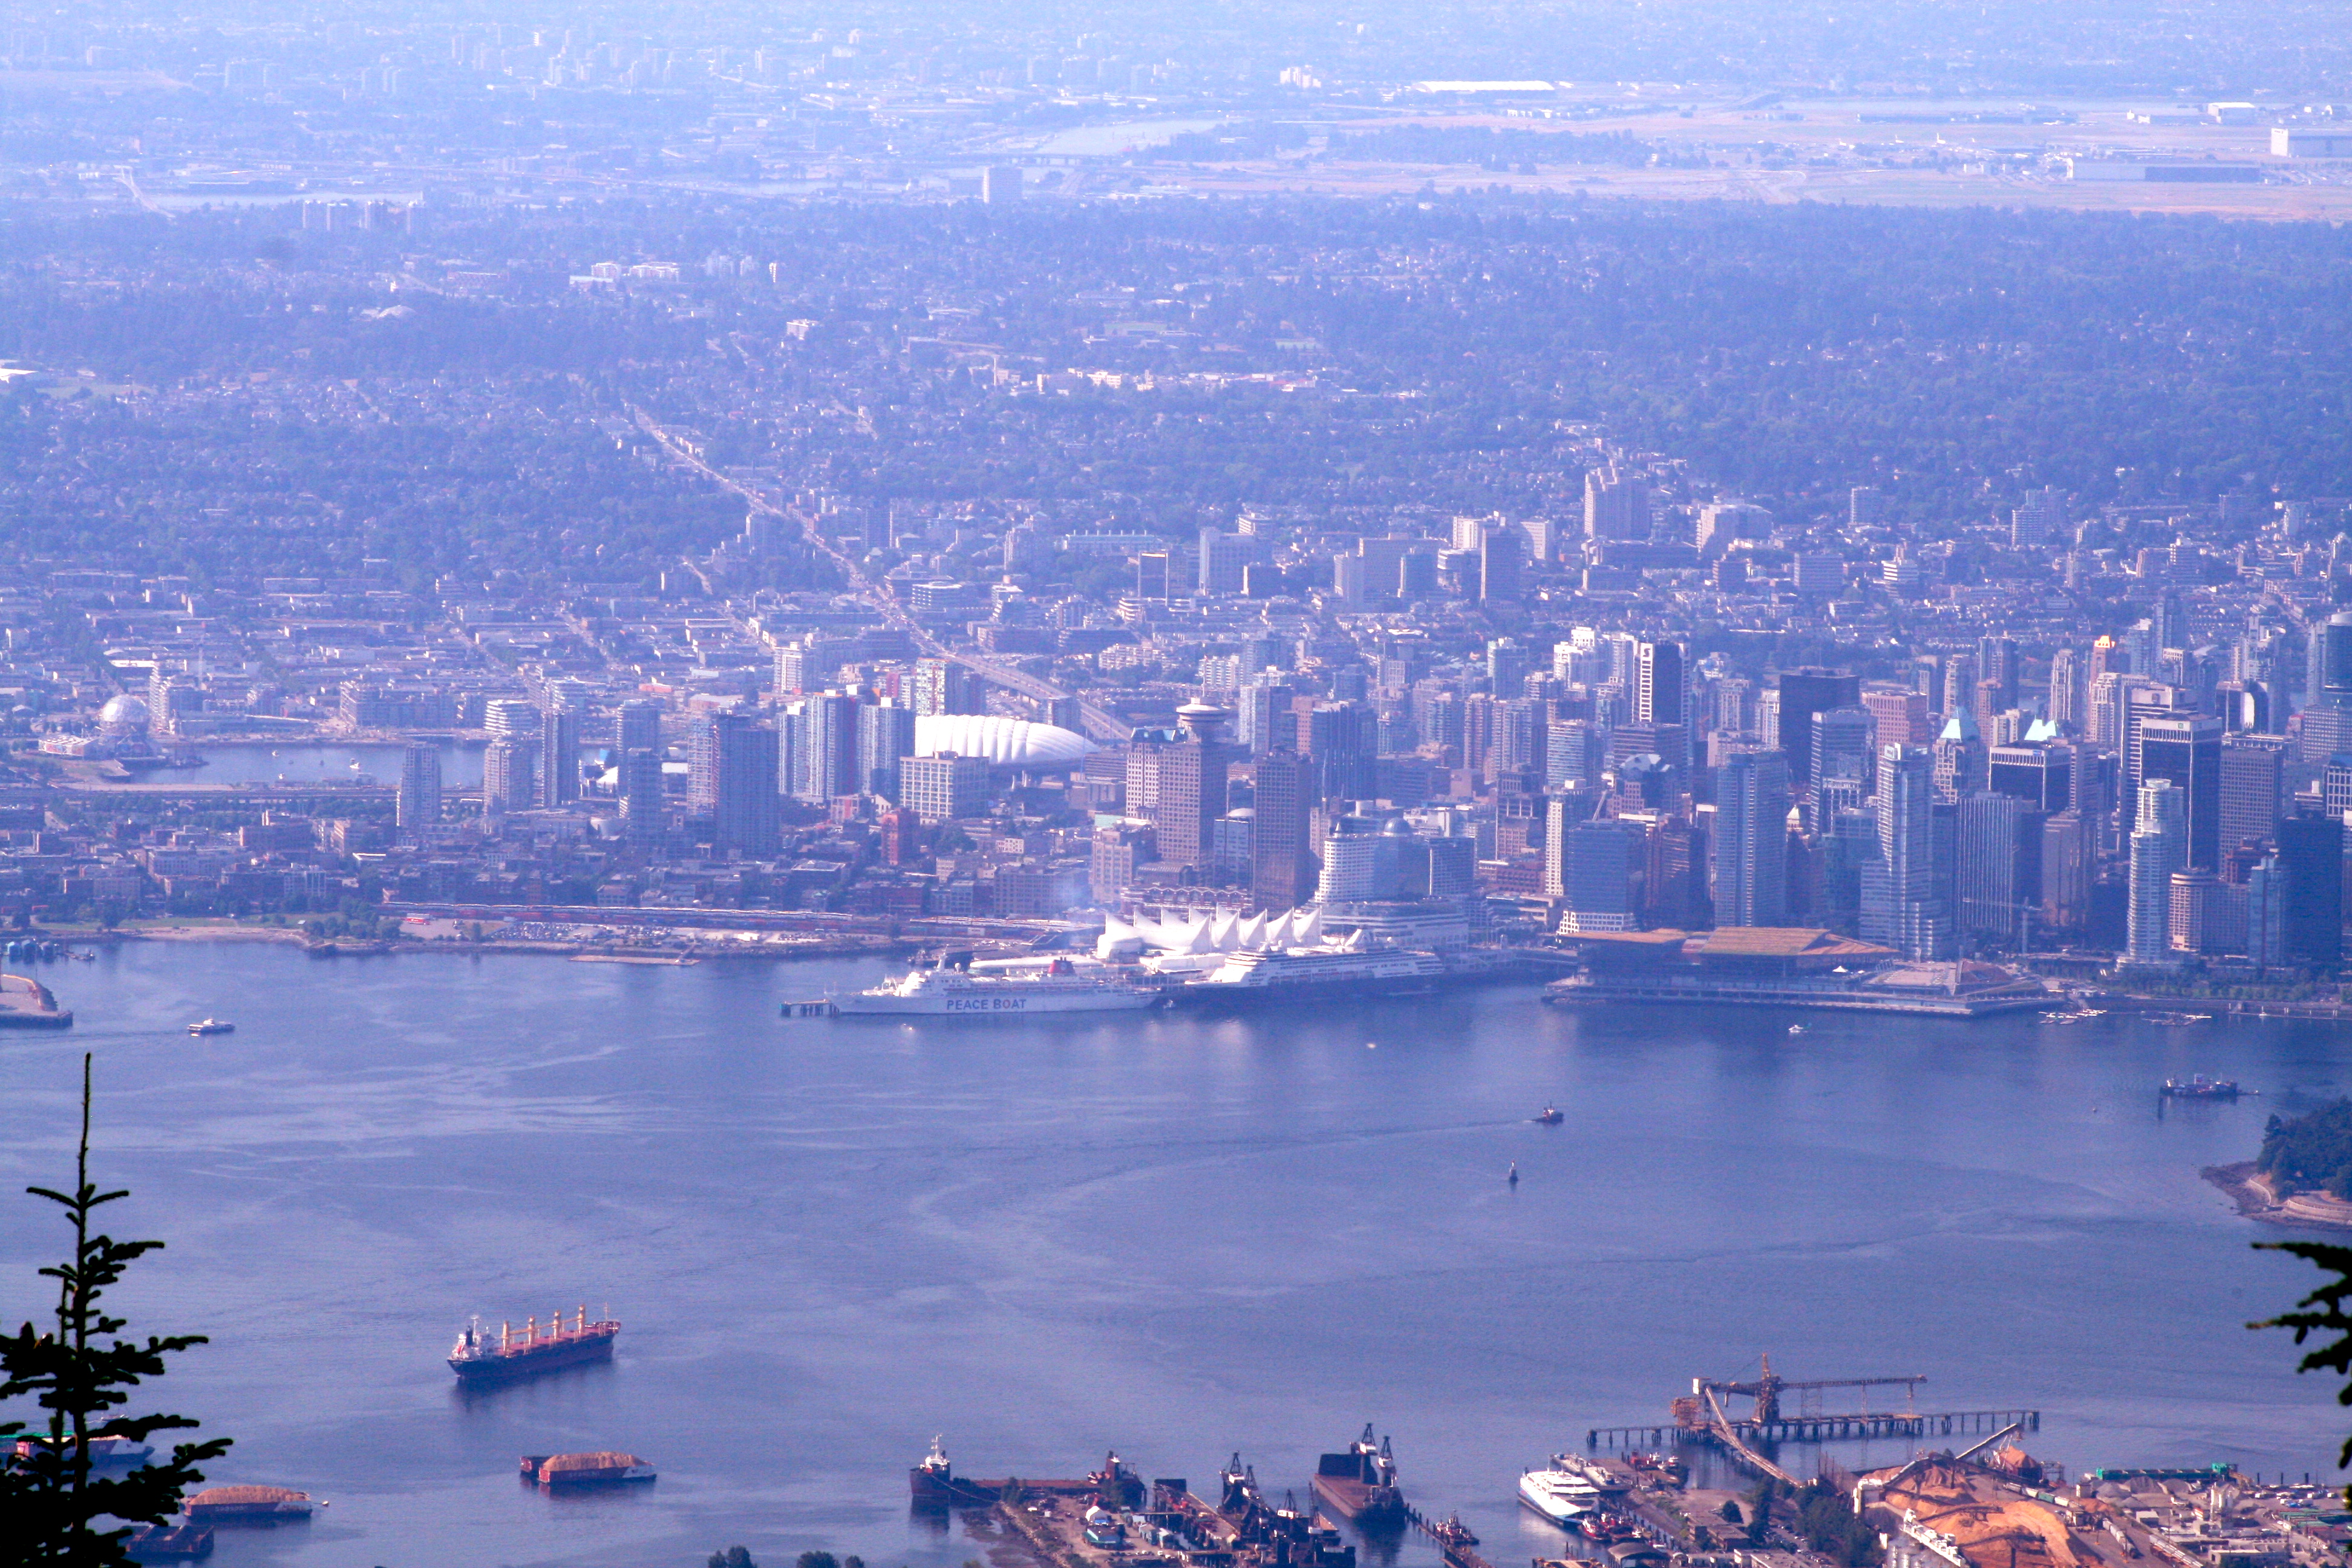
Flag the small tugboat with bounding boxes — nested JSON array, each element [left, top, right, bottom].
[[187, 1019, 235, 1037], [2161, 1074, 2241, 1100], [1429, 1512, 1480, 1549], [1532, 1106, 1564, 1125]]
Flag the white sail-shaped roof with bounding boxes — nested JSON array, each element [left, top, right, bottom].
[[1207, 912, 1239, 950], [1237, 912, 1268, 949], [1096, 916, 1142, 961], [1291, 906, 1324, 946]]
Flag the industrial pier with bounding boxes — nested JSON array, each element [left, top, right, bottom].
[[915, 1364, 2341, 1568], [919, 1445, 1361, 1568], [917, 1437, 1520, 1568], [1587, 1358, 2038, 1487]]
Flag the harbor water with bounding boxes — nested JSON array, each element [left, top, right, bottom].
[[0, 942, 2342, 1568], [166, 742, 486, 788]]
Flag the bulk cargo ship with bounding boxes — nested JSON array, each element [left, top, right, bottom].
[[449, 1306, 618, 1385], [1310, 1426, 1404, 1526], [910, 1434, 1008, 1506]]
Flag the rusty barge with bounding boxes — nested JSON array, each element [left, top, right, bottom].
[[1310, 1426, 1404, 1527]]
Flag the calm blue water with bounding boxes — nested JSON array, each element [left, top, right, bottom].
[[0, 944, 2343, 1568], [177, 742, 485, 787]]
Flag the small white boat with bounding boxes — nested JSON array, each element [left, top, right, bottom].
[[1787, 1024, 1807, 1035], [188, 1018, 235, 1036], [1519, 1466, 1602, 1526]]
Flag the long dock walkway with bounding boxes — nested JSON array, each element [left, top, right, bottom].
[[1588, 1408, 2040, 1449]]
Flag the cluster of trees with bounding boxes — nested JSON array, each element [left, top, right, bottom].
[[1746, 1477, 1881, 1568], [7, 194, 2348, 588], [721, 1551, 866, 1568], [2258, 1101, 2352, 1200], [1, 1057, 229, 1563]]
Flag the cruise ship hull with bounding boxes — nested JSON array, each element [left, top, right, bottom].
[[1177, 952, 1454, 1006], [833, 989, 1160, 1016]]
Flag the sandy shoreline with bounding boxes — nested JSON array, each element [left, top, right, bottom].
[[2203, 1161, 2352, 1230]]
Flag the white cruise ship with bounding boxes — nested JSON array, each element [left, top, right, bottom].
[[1188, 933, 1448, 991], [1518, 1465, 1602, 1526], [831, 959, 1161, 1017]]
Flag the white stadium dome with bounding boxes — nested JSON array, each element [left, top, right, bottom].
[[914, 714, 1094, 768]]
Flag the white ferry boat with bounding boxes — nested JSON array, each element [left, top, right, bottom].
[[831, 958, 1161, 1017], [1518, 1465, 1602, 1526]]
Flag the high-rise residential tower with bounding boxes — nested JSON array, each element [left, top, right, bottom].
[[396, 745, 441, 830], [1710, 748, 1791, 927], [2127, 779, 2186, 965], [539, 703, 581, 806]]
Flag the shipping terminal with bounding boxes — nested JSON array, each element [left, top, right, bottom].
[[913, 1366, 2337, 1568]]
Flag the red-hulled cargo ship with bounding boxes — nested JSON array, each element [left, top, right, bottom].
[[1311, 1426, 1403, 1526], [449, 1305, 618, 1385]]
